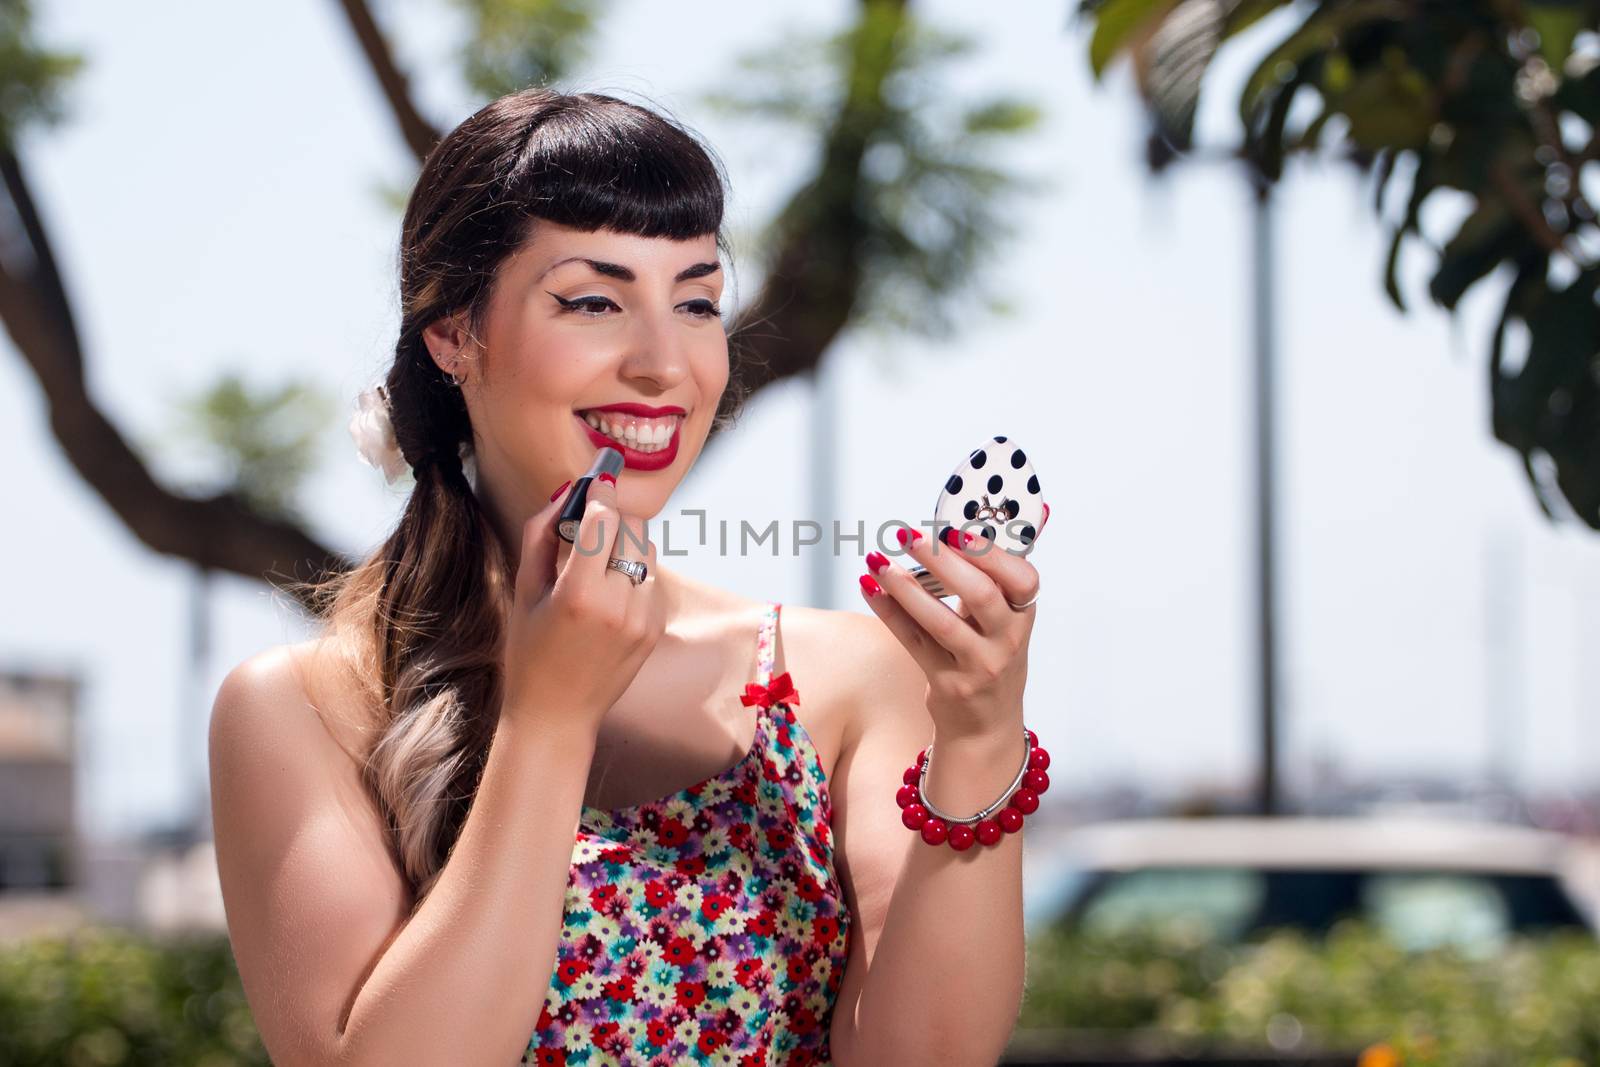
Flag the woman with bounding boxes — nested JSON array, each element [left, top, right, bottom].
[[209, 86, 1048, 1067]]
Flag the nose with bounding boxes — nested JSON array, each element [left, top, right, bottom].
[[616, 309, 692, 393]]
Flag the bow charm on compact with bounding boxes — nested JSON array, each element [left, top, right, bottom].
[[739, 671, 800, 710]]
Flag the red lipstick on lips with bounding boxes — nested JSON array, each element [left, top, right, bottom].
[[574, 402, 687, 472]]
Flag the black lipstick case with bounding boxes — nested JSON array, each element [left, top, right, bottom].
[[557, 446, 626, 544]]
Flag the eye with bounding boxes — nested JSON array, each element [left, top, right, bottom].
[[548, 292, 619, 316], [681, 299, 722, 319]]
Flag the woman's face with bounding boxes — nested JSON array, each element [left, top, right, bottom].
[[429, 221, 729, 527]]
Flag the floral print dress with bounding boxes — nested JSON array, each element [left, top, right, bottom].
[[524, 601, 852, 1067]]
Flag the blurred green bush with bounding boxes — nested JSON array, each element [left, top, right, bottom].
[[1021, 920, 1600, 1066], [0, 926, 266, 1067], [7, 919, 1600, 1066]]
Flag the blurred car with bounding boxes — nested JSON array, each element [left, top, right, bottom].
[[1029, 816, 1596, 954]]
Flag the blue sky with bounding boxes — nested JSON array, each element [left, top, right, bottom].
[[7, 0, 1600, 837]]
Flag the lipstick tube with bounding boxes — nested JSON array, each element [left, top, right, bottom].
[[558, 446, 625, 543]]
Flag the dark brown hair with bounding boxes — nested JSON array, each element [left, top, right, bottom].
[[299, 87, 743, 906]]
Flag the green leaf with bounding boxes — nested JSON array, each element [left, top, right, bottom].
[[1139, 0, 1226, 149], [1250, 62, 1312, 180], [1337, 67, 1434, 152], [0, 0, 88, 149], [1238, 0, 1407, 125], [1221, 0, 1291, 42], [1323, 49, 1352, 93], [449, 0, 608, 96], [165, 372, 334, 520], [1088, 0, 1176, 78], [1293, 104, 1336, 149], [1492, 267, 1600, 526], [1526, 3, 1585, 71], [1428, 200, 1524, 310], [962, 98, 1044, 136], [1382, 157, 1432, 311], [717, 5, 1043, 341]]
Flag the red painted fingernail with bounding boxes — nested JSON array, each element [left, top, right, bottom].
[[896, 526, 922, 547], [549, 479, 573, 502], [866, 551, 889, 574], [597, 472, 616, 486], [860, 574, 882, 597], [1040, 502, 1050, 531], [961, 531, 977, 549]]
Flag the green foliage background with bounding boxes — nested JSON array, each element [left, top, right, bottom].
[[1079, 0, 1600, 531], [5, 921, 1600, 1065], [1021, 921, 1600, 1066], [0, 928, 267, 1067]]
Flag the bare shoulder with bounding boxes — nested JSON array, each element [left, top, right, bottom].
[[208, 635, 397, 887], [773, 604, 932, 782], [207, 635, 402, 895], [210, 640, 323, 744], [215, 638, 381, 762], [208, 638, 411, 1061]]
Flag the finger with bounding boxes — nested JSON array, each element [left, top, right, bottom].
[[610, 510, 654, 595], [927, 523, 1040, 634], [611, 509, 652, 567], [518, 475, 582, 603], [873, 527, 986, 659], [565, 471, 627, 586], [626, 532, 662, 630], [907, 524, 1010, 635], [858, 559, 955, 680]]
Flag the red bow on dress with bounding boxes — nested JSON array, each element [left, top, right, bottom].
[[739, 670, 800, 709]]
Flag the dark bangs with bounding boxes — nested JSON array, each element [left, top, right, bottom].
[[507, 94, 725, 240]]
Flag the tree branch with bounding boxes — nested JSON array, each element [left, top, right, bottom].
[[721, 0, 911, 417], [334, 0, 442, 160], [340, 0, 913, 448], [0, 146, 351, 608]]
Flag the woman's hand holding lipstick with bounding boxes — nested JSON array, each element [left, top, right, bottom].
[[499, 456, 664, 734]]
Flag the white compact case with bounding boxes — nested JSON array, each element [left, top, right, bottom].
[[909, 434, 1045, 599]]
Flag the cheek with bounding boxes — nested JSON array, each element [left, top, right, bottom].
[[496, 328, 597, 403], [695, 335, 732, 395]]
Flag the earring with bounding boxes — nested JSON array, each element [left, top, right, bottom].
[[445, 367, 466, 387]]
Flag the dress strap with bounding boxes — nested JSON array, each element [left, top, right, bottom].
[[755, 601, 781, 686]]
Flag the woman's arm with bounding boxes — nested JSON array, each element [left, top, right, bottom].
[[213, 480, 657, 1066], [829, 524, 1043, 1065], [209, 645, 597, 1067], [333, 702, 597, 1065], [826, 618, 1027, 1067]]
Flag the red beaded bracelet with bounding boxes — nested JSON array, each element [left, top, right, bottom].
[[895, 727, 1050, 851]]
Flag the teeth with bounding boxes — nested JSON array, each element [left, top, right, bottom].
[[580, 411, 681, 453]]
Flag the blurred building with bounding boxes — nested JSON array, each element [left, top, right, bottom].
[[0, 665, 224, 941], [0, 668, 78, 890]]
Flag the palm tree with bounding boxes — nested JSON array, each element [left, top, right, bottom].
[[1078, 0, 1600, 528], [1076, 0, 1600, 813]]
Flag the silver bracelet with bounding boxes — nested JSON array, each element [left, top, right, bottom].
[[916, 726, 1034, 827]]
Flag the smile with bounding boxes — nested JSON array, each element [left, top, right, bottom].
[[576, 409, 684, 454]]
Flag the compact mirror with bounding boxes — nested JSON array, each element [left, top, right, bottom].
[[909, 435, 1045, 599]]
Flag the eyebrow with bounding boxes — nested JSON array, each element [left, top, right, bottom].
[[544, 257, 722, 283]]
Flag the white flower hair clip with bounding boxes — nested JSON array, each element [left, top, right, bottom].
[[348, 384, 409, 484]]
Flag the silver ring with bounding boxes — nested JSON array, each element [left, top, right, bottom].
[[1005, 590, 1039, 611], [607, 557, 647, 586]]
